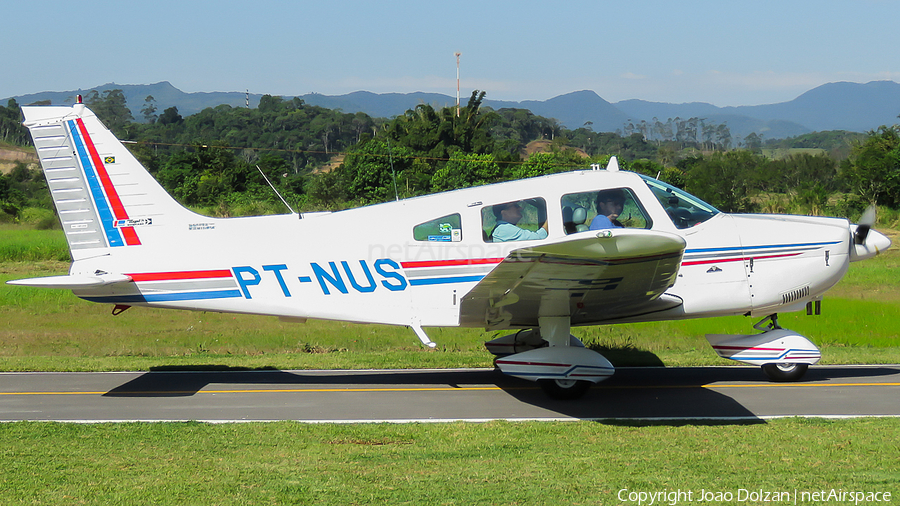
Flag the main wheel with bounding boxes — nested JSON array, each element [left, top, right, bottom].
[[762, 363, 808, 382], [538, 379, 592, 400]]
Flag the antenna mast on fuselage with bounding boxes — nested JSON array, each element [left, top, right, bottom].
[[455, 52, 461, 118]]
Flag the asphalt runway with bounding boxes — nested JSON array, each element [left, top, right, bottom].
[[1, 365, 899, 423]]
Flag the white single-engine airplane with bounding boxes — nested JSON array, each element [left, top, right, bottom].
[[9, 100, 892, 399]]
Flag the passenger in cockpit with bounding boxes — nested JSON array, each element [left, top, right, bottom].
[[590, 189, 625, 230]]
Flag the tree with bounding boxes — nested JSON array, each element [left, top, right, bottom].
[[85, 89, 133, 136], [305, 167, 348, 209], [744, 132, 763, 153], [0, 162, 47, 218], [335, 139, 416, 204], [715, 124, 732, 150], [157, 106, 183, 126], [141, 95, 158, 124], [454, 90, 498, 153], [154, 146, 256, 206], [682, 151, 764, 212], [841, 126, 900, 207], [507, 151, 585, 180], [764, 153, 838, 194], [0, 99, 29, 145], [430, 152, 500, 192]]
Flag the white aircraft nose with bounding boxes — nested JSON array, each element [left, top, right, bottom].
[[851, 228, 893, 262], [870, 229, 893, 252]]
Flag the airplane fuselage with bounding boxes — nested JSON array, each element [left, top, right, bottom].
[[67, 169, 853, 329]]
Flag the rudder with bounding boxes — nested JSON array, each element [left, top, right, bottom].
[[23, 101, 198, 260]]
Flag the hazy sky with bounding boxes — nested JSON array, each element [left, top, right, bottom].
[[4, 0, 898, 107]]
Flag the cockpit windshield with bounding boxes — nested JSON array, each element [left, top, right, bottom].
[[640, 175, 720, 229]]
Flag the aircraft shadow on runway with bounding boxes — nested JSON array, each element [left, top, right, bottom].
[[102, 364, 899, 423]]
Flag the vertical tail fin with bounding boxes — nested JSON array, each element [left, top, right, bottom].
[[23, 102, 197, 260]]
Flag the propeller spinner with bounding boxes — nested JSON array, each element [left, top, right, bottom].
[[851, 205, 892, 261]]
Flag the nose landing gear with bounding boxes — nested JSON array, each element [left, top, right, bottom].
[[706, 314, 820, 382]]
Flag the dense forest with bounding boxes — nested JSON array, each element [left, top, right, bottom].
[[1, 89, 899, 225]]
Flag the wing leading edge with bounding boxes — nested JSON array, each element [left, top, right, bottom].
[[459, 229, 686, 329]]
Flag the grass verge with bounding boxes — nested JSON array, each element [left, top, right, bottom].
[[0, 419, 897, 505]]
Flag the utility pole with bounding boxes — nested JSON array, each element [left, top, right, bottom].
[[455, 52, 461, 117]]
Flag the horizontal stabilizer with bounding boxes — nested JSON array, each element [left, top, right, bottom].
[[6, 273, 132, 289]]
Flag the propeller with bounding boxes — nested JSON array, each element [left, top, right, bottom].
[[850, 204, 892, 262], [854, 205, 876, 245]]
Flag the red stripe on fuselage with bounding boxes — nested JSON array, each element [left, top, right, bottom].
[[401, 258, 504, 269], [713, 346, 784, 351], [127, 270, 234, 282], [682, 252, 801, 267]]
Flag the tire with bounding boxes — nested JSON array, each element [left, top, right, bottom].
[[538, 379, 592, 400], [762, 363, 809, 382]]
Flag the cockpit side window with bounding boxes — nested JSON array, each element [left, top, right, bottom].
[[641, 175, 720, 229], [413, 214, 462, 242], [482, 198, 548, 242], [561, 188, 651, 234]]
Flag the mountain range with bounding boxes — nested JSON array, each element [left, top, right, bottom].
[[6, 80, 900, 140]]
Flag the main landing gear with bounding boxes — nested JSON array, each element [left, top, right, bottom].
[[486, 317, 615, 400]]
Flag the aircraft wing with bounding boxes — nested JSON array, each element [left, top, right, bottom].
[[459, 229, 686, 329]]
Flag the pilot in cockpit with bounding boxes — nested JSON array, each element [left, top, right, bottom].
[[589, 189, 626, 230], [491, 200, 549, 242]]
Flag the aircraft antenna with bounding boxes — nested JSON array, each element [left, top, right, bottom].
[[256, 165, 298, 216], [455, 52, 461, 117], [387, 138, 400, 201]]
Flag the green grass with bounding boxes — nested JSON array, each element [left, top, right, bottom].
[[0, 419, 897, 505], [0, 224, 69, 262]]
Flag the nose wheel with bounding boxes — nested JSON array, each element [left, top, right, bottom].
[[762, 363, 809, 382], [538, 379, 592, 400]]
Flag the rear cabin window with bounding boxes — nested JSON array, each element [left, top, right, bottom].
[[560, 188, 651, 234], [413, 214, 462, 242], [481, 198, 548, 242]]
